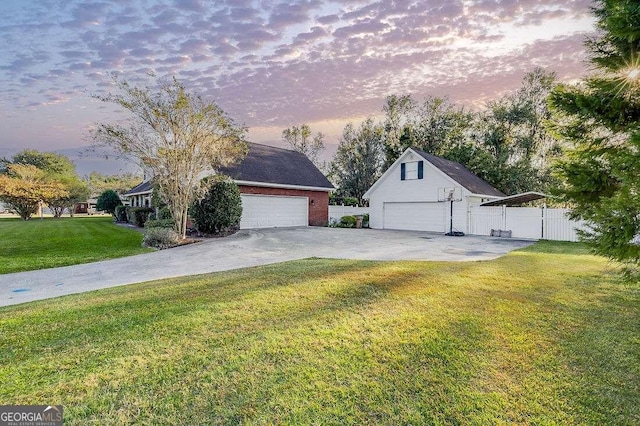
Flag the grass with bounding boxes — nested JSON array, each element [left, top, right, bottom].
[[0, 242, 638, 424], [0, 216, 151, 274]]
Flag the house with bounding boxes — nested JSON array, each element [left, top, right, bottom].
[[123, 143, 334, 228], [363, 148, 505, 233], [124, 181, 154, 208]]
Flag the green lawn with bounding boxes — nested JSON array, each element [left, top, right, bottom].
[[0, 242, 638, 424], [0, 216, 151, 274]]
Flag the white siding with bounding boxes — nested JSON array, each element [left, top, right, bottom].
[[367, 151, 472, 232], [240, 194, 308, 229]]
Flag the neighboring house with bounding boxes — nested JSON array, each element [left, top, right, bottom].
[[124, 181, 154, 208], [363, 147, 505, 233], [123, 143, 334, 228]]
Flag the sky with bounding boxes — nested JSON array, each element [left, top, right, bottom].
[[0, 0, 597, 175]]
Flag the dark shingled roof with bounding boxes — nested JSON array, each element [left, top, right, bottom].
[[413, 148, 505, 197], [219, 143, 333, 190], [124, 180, 154, 196]]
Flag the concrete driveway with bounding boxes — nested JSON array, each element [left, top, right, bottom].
[[0, 227, 534, 307]]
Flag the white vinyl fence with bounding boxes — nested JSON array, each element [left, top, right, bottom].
[[469, 206, 587, 242], [329, 205, 370, 224]]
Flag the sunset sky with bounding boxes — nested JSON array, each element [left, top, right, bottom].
[[0, 0, 597, 174]]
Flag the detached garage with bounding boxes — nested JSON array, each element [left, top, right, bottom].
[[364, 148, 504, 234], [124, 143, 334, 230], [219, 143, 334, 229]]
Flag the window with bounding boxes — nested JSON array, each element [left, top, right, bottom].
[[400, 161, 424, 180]]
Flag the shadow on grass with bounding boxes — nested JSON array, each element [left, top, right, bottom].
[[516, 240, 592, 256]]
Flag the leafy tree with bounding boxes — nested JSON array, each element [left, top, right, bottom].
[[190, 177, 242, 235], [96, 190, 122, 217], [5, 149, 88, 217], [48, 177, 91, 217], [0, 164, 68, 220], [472, 68, 560, 194], [88, 172, 142, 196], [282, 124, 325, 168], [381, 94, 415, 167], [11, 149, 76, 177], [548, 0, 640, 275], [91, 75, 247, 238], [330, 118, 384, 204]]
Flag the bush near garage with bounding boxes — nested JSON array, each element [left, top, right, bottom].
[[338, 215, 358, 228], [190, 177, 242, 235]]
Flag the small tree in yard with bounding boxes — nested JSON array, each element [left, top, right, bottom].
[[91, 75, 247, 238], [0, 164, 68, 220], [190, 177, 242, 235], [96, 190, 122, 217]]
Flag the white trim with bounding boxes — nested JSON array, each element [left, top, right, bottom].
[[124, 190, 152, 197], [125, 179, 333, 197], [363, 149, 416, 198], [235, 180, 333, 192], [364, 148, 503, 199]]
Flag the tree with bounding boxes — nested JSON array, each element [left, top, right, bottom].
[[330, 118, 384, 204], [282, 124, 325, 168], [381, 94, 415, 167], [48, 177, 91, 217], [96, 190, 122, 217], [91, 75, 247, 238], [470, 68, 560, 195], [0, 164, 68, 220], [190, 177, 242, 235], [548, 0, 640, 275], [5, 149, 88, 218], [409, 96, 474, 156], [88, 172, 142, 196]]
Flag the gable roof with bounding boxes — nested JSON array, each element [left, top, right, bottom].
[[124, 143, 334, 196], [412, 148, 505, 197], [364, 147, 505, 198], [124, 180, 154, 196], [219, 142, 333, 190]]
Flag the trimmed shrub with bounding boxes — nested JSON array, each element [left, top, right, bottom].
[[157, 206, 172, 220], [142, 228, 181, 249], [114, 205, 128, 222], [129, 207, 154, 227], [338, 215, 358, 228], [96, 190, 122, 216], [144, 219, 175, 229], [190, 177, 242, 235]]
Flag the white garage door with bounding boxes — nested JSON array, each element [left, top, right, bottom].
[[383, 202, 447, 232], [240, 194, 308, 229]]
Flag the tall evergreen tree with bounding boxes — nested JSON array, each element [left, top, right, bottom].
[[548, 0, 640, 275]]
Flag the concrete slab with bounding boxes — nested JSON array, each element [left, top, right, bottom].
[[0, 227, 534, 307]]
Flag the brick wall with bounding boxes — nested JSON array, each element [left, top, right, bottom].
[[238, 185, 329, 226]]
